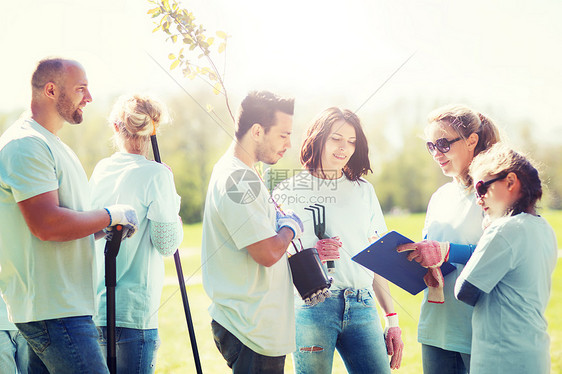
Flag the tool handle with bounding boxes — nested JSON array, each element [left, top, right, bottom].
[[104, 225, 123, 263], [104, 225, 123, 374]]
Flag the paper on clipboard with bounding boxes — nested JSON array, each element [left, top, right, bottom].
[[351, 231, 457, 295]]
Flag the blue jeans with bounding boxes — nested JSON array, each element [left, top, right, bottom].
[[97, 326, 160, 374], [0, 329, 29, 374], [15, 316, 108, 374], [422, 344, 470, 374], [293, 288, 391, 374], [211, 320, 285, 374]]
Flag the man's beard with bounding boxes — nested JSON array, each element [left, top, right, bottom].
[[56, 91, 83, 124], [256, 145, 280, 165]]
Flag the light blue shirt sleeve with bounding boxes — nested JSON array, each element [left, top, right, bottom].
[[218, 190, 277, 250], [146, 167, 181, 223], [1, 136, 58, 202], [459, 225, 514, 294]]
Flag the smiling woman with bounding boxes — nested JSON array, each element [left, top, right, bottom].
[[393, 104, 502, 374], [274, 107, 404, 373]]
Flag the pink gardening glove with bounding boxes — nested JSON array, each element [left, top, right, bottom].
[[424, 267, 445, 303], [396, 240, 450, 268], [384, 314, 404, 369], [314, 237, 341, 263]]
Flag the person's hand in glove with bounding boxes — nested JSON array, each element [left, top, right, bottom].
[[104, 204, 139, 239], [424, 267, 445, 303], [396, 240, 450, 268], [314, 237, 341, 263], [384, 313, 404, 370], [276, 209, 304, 241]]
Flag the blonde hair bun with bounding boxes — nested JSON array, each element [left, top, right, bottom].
[[109, 94, 169, 155]]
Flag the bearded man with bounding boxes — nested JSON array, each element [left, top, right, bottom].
[[0, 58, 138, 373]]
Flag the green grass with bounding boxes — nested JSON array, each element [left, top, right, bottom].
[[155, 211, 562, 373]]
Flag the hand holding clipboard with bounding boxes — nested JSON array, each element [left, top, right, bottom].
[[352, 231, 456, 295]]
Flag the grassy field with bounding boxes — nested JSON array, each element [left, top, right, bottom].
[[155, 211, 562, 373]]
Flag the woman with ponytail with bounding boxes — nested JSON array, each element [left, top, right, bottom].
[[89, 94, 183, 373], [397, 104, 501, 374]]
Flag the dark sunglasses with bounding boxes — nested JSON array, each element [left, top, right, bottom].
[[475, 174, 508, 198], [426, 137, 462, 155]]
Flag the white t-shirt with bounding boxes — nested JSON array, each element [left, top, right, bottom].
[[201, 153, 295, 356], [90, 152, 181, 329], [0, 118, 95, 323], [273, 170, 387, 290], [0, 297, 16, 331], [457, 213, 557, 374], [418, 181, 483, 354]]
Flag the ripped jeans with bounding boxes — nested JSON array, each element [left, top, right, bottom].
[[293, 288, 391, 374]]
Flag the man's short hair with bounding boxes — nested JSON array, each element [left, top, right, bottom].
[[31, 58, 67, 92], [235, 91, 294, 140]]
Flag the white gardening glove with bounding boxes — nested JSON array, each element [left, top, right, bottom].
[[384, 313, 404, 370], [397, 240, 450, 268], [104, 204, 139, 239], [276, 209, 304, 241]]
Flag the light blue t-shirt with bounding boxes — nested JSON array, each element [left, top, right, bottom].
[[0, 118, 96, 323], [273, 171, 387, 290], [0, 296, 16, 331], [419, 181, 483, 354], [201, 153, 295, 356], [457, 214, 557, 374], [90, 152, 181, 329]]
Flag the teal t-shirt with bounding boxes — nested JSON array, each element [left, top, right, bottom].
[[418, 181, 483, 354], [90, 152, 181, 329], [458, 214, 557, 374], [0, 296, 16, 331], [201, 153, 295, 356], [0, 118, 95, 323]]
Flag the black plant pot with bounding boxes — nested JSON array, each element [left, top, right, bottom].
[[289, 247, 332, 300]]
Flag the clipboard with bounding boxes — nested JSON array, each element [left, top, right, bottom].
[[351, 231, 457, 295]]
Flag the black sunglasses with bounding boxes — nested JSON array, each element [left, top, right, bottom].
[[475, 174, 508, 198], [426, 137, 462, 155]]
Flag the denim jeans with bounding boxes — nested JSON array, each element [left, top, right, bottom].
[[15, 316, 108, 374], [0, 329, 29, 374], [422, 344, 470, 374], [293, 288, 391, 374], [211, 320, 286, 374], [97, 326, 160, 374]]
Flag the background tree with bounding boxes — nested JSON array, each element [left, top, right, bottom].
[[148, 0, 234, 123]]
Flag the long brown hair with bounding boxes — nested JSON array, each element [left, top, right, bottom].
[[300, 107, 371, 181]]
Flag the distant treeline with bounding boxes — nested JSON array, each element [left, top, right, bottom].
[[1, 94, 560, 223]]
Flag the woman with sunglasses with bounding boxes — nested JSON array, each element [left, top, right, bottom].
[[455, 144, 556, 374], [397, 104, 501, 374], [274, 107, 403, 373]]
